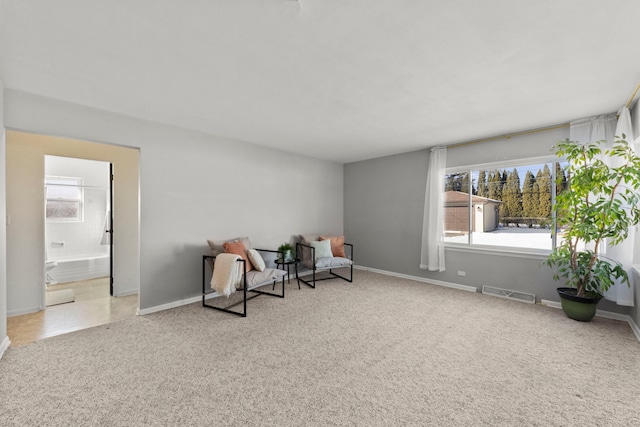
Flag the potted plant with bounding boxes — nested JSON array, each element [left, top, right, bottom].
[[277, 242, 294, 262], [543, 135, 640, 321]]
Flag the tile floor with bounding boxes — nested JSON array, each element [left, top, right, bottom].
[[7, 277, 138, 347]]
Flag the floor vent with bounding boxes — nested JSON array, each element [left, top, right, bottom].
[[481, 286, 535, 304]]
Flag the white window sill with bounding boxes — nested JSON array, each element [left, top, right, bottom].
[[445, 244, 549, 260]]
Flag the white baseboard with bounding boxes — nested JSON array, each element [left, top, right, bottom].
[[114, 288, 138, 297], [540, 299, 640, 343], [137, 295, 202, 316], [354, 265, 478, 293], [287, 268, 313, 278], [539, 299, 562, 309], [629, 318, 640, 342], [0, 336, 11, 360], [7, 306, 42, 317], [138, 271, 315, 316]]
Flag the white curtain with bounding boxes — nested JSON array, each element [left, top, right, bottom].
[[420, 146, 447, 272], [569, 114, 617, 147], [569, 112, 635, 306], [605, 107, 635, 306]]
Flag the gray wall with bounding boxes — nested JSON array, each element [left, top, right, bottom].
[[0, 79, 8, 353], [344, 126, 634, 317], [4, 90, 344, 313]]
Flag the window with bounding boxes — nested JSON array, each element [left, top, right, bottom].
[[45, 177, 84, 221], [443, 159, 568, 252]]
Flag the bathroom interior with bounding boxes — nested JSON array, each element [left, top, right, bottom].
[[44, 155, 112, 307]]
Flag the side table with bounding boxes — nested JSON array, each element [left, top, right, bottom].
[[274, 258, 300, 289]]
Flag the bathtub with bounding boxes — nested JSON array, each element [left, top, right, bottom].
[[48, 254, 110, 283]]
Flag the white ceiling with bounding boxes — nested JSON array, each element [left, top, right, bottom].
[[2, 0, 640, 163]]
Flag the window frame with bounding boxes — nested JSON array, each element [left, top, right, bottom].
[[45, 176, 85, 222], [443, 155, 559, 256]]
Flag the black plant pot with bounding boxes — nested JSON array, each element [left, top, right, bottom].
[[557, 287, 602, 322]]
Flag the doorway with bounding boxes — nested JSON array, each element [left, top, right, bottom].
[[44, 156, 112, 308], [5, 131, 140, 347]]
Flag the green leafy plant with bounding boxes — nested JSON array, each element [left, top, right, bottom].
[[277, 242, 294, 260], [277, 242, 293, 252], [543, 136, 640, 297]]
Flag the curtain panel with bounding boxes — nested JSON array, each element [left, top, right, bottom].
[[420, 146, 447, 272]]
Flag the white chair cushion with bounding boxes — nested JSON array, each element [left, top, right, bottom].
[[243, 268, 286, 290], [315, 257, 353, 269]]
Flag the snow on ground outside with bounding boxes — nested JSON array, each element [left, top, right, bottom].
[[445, 227, 554, 250]]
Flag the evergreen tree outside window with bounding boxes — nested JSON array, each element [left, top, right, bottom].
[[522, 171, 538, 228], [477, 170, 488, 198], [536, 164, 553, 224], [487, 170, 503, 201], [502, 168, 523, 222]]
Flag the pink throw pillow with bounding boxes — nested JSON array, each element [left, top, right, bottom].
[[223, 240, 254, 272]]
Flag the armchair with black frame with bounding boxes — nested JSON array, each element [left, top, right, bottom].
[[296, 234, 353, 288], [202, 238, 287, 317]]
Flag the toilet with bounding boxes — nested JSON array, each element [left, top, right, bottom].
[[45, 260, 58, 285]]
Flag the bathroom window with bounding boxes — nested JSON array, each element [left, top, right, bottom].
[[45, 177, 84, 221]]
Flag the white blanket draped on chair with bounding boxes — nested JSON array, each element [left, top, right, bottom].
[[211, 253, 243, 297]]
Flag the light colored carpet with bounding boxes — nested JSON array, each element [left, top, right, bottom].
[[45, 289, 75, 307], [1, 270, 639, 426]]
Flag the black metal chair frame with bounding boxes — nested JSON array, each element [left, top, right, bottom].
[[296, 242, 353, 289], [202, 249, 285, 317]]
